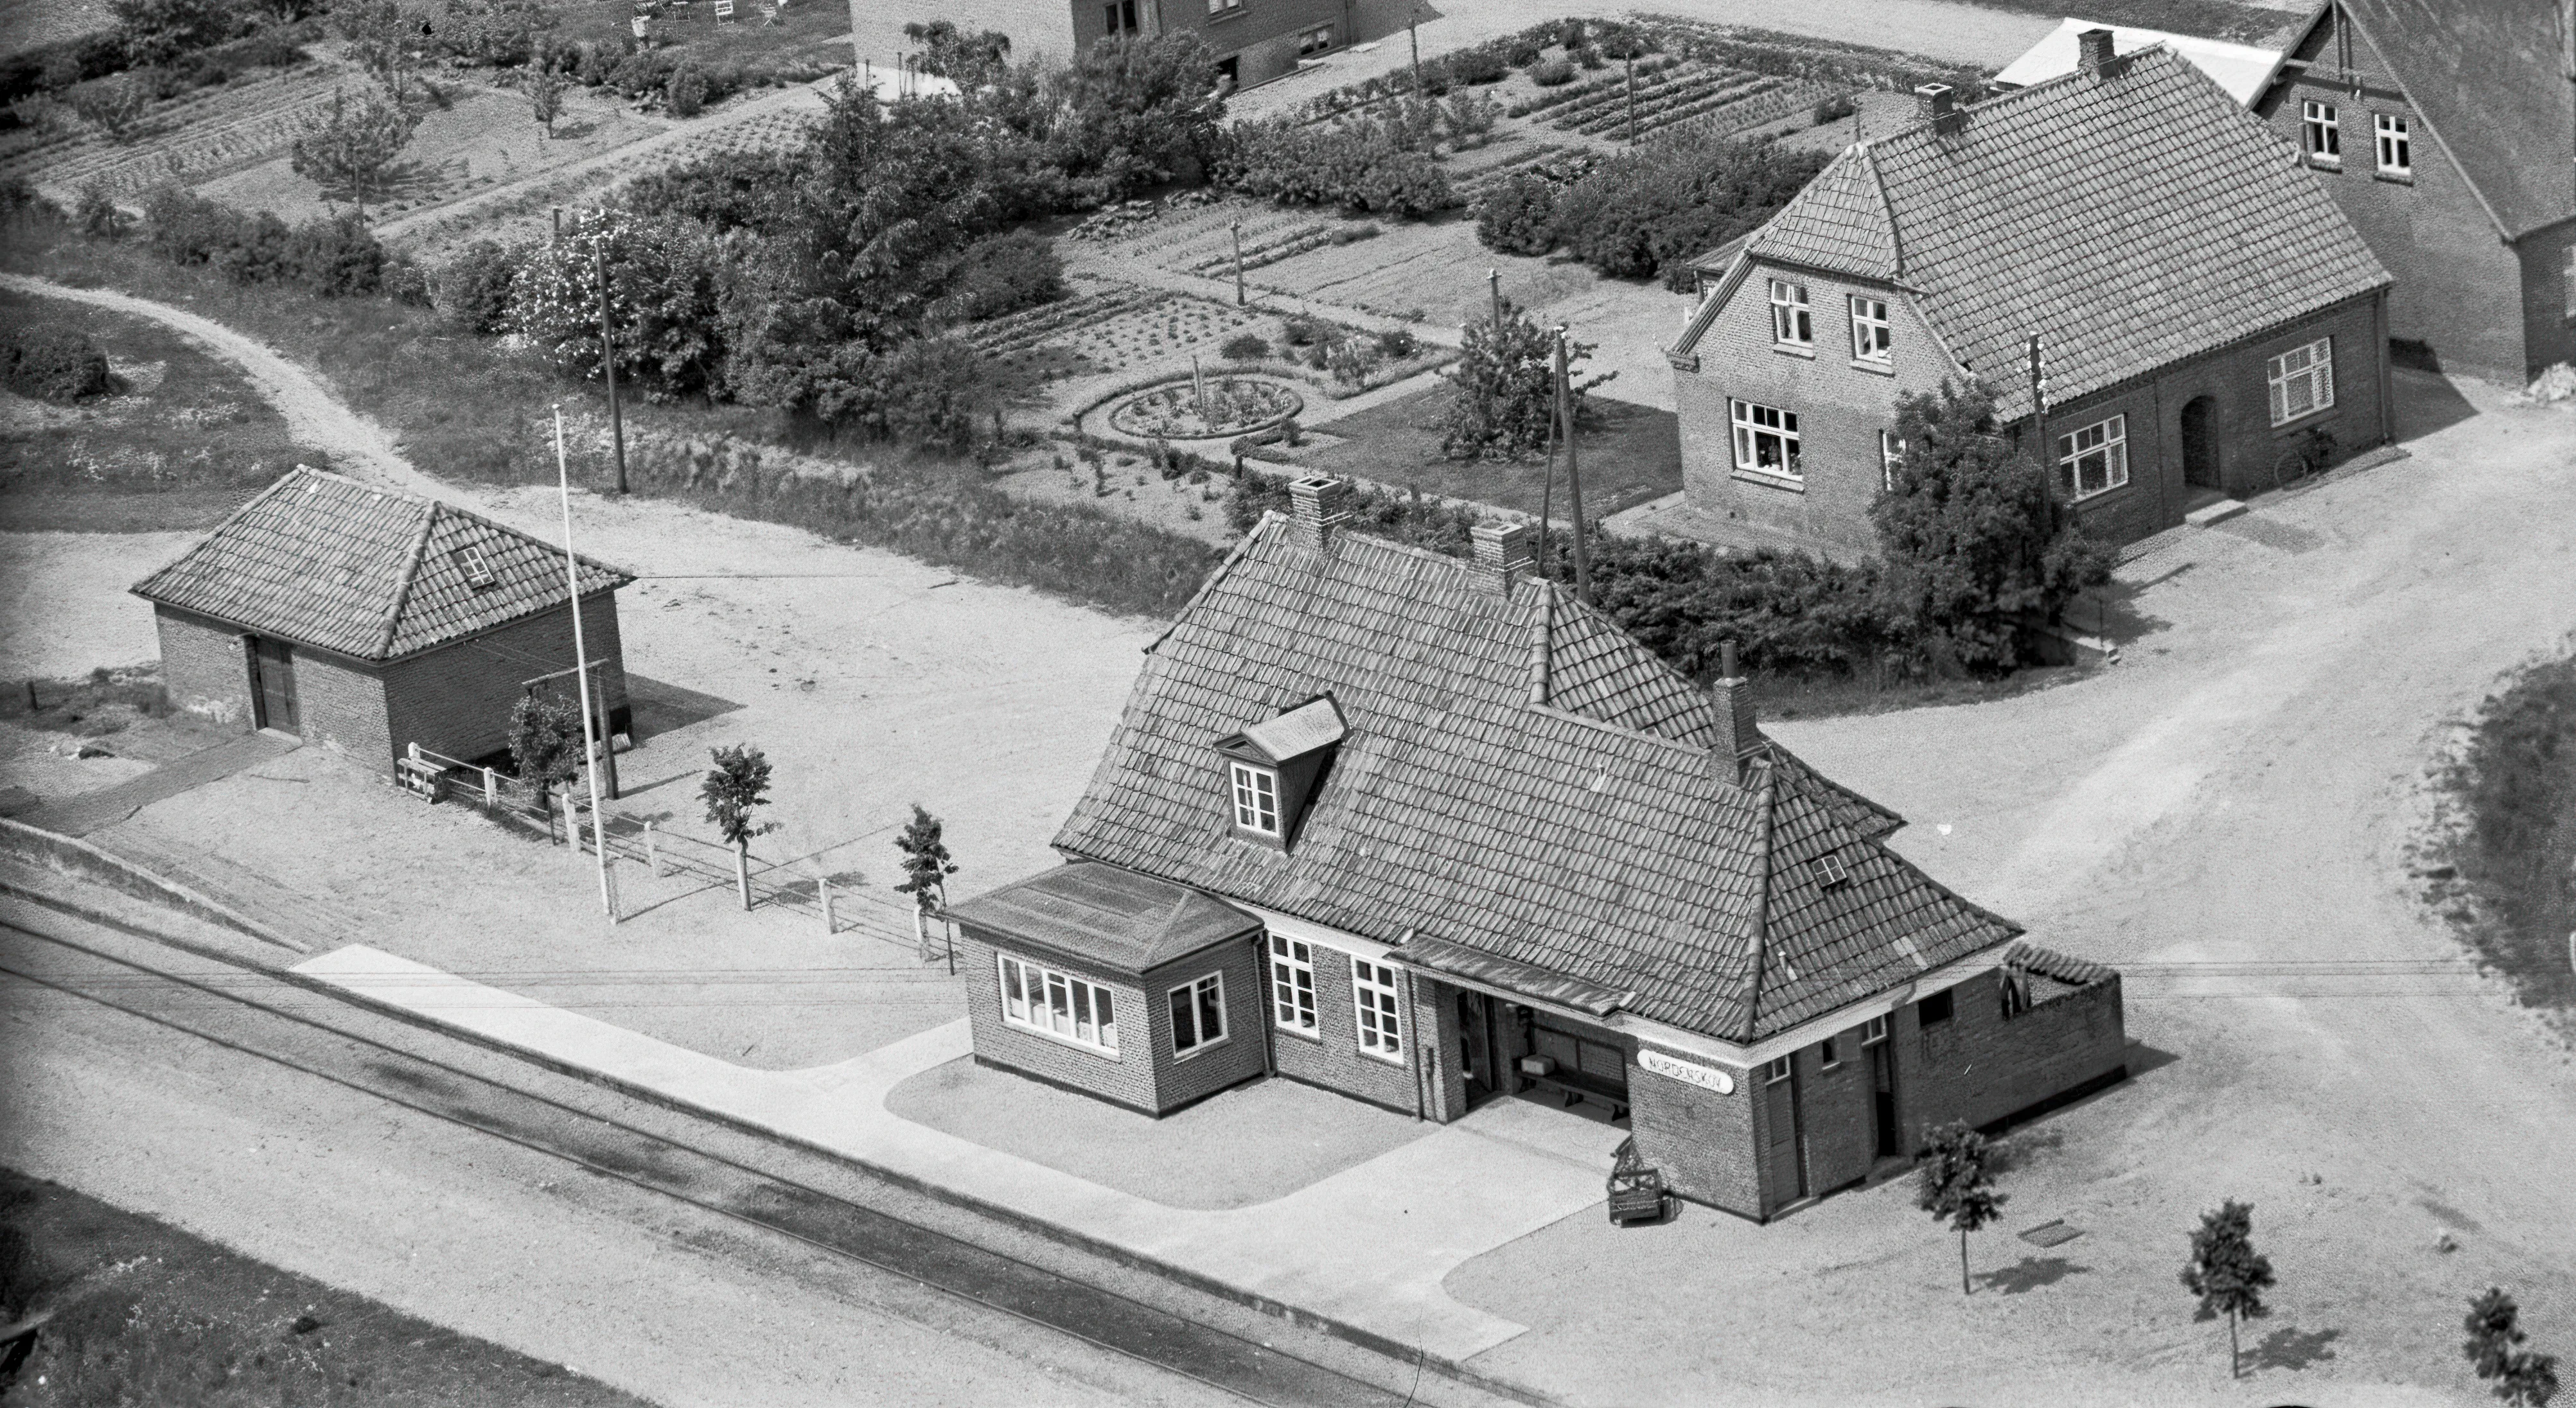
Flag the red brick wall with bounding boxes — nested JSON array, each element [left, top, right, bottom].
[[292, 646, 391, 765], [1794, 1032, 1876, 1199], [1269, 941, 1425, 1115], [1894, 969, 2127, 1139], [1628, 1044, 1760, 1218], [958, 929, 1266, 1116], [380, 593, 628, 769], [2516, 221, 2576, 378], [155, 606, 256, 730], [1140, 942, 1269, 1112]]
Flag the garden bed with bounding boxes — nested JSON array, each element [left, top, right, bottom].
[[1267, 382, 1680, 518], [1106, 374, 1301, 440]]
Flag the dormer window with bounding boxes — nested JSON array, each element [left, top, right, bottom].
[[1230, 762, 1280, 837]]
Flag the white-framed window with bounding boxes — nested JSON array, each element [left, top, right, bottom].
[[1298, 23, 1334, 55], [998, 954, 1119, 1055], [454, 545, 497, 588], [1352, 958, 1404, 1060], [2266, 337, 2336, 425], [1879, 431, 1905, 492], [1763, 1055, 1793, 1084], [1169, 972, 1227, 1055], [2302, 99, 2340, 163], [1229, 761, 1279, 837], [1862, 1014, 1888, 1045], [2373, 112, 2410, 175], [1767, 279, 1812, 347], [1729, 400, 1801, 478], [1819, 1035, 1841, 1069], [2054, 412, 2130, 501], [1848, 295, 1891, 362], [1205, 0, 1239, 13], [1268, 933, 1317, 1032]]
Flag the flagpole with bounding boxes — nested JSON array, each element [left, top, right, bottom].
[[554, 406, 614, 924]]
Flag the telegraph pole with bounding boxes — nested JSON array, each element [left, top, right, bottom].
[[1407, 0, 1420, 87], [1231, 221, 1246, 306], [594, 239, 628, 495], [553, 407, 617, 924], [1625, 49, 1637, 143], [1488, 267, 1503, 329], [1555, 326, 1590, 605]]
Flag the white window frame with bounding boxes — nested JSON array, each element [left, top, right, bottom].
[[1298, 23, 1334, 55], [2372, 112, 2410, 175], [1848, 295, 1891, 363], [1767, 279, 1812, 348], [1206, 0, 1240, 13], [1170, 972, 1228, 1057], [1879, 431, 1905, 492], [2266, 337, 2336, 426], [1862, 1014, 1888, 1045], [2302, 99, 2340, 163], [1729, 399, 1801, 479], [1268, 933, 1317, 1034], [1763, 1055, 1793, 1084], [1819, 1035, 1841, 1069], [1229, 761, 1280, 838], [2054, 412, 2130, 502], [998, 954, 1120, 1056], [1351, 958, 1404, 1062]]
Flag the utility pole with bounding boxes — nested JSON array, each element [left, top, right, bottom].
[[594, 239, 627, 496], [2026, 332, 2048, 468], [1555, 326, 1590, 605], [1625, 49, 1637, 144], [1407, 0, 1419, 89], [1488, 267, 1503, 330], [550, 206, 561, 244], [1536, 372, 1559, 579], [1231, 221, 1246, 306], [552, 407, 617, 924]]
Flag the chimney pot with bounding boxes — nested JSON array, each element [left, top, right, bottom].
[[1470, 520, 1537, 594], [2076, 26, 2115, 73], [1915, 82, 1954, 122], [1287, 475, 1351, 552], [1711, 642, 1761, 777]]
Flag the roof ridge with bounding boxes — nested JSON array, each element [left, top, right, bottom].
[[375, 498, 441, 660], [1736, 757, 1779, 1043]]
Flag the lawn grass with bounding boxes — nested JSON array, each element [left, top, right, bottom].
[[1289, 384, 1681, 519], [0, 1168, 650, 1407], [2434, 655, 2576, 1026], [0, 290, 333, 532]]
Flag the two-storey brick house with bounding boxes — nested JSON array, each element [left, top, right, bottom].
[[948, 479, 2130, 1222], [132, 466, 633, 773], [2252, 0, 2576, 383], [1072, 0, 1353, 90], [1668, 36, 2395, 554]]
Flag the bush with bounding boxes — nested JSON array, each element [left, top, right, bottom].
[[1474, 172, 1557, 256], [1551, 137, 1830, 288], [1448, 48, 1509, 85], [944, 229, 1064, 322], [1813, 92, 1858, 124], [1528, 57, 1575, 87], [2, 328, 115, 401], [1222, 115, 1457, 218], [516, 207, 725, 401], [74, 183, 122, 236], [666, 62, 708, 118], [1576, 44, 1605, 69], [1373, 327, 1417, 359], [286, 211, 389, 295], [1220, 332, 1267, 361], [1280, 315, 1327, 347], [1443, 309, 1577, 461], [139, 186, 394, 295]]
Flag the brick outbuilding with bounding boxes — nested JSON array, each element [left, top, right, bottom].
[[131, 466, 633, 772], [1668, 37, 2395, 554], [951, 479, 2129, 1222]]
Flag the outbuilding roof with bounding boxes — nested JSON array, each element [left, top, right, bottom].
[[944, 861, 1264, 972], [131, 466, 633, 664], [1052, 513, 2020, 1043], [1686, 44, 2392, 419]]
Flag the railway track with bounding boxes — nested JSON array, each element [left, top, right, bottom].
[[0, 896, 1507, 1408]]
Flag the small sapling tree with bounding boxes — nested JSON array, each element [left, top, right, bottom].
[[529, 63, 565, 139], [290, 87, 416, 219], [507, 692, 583, 811], [892, 804, 960, 962], [68, 75, 152, 145], [1916, 1122, 2007, 1294], [701, 744, 779, 910], [2467, 1289, 2563, 1408], [1442, 306, 1584, 462], [2182, 1199, 2275, 1379]]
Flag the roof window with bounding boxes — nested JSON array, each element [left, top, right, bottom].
[[1809, 852, 1851, 890], [454, 545, 498, 589]]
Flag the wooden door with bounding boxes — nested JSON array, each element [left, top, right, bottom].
[[250, 637, 299, 734], [1764, 1064, 1806, 1203], [2181, 395, 2221, 489], [1457, 990, 1496, 1105], [1869, 1041, 1899, 1157]]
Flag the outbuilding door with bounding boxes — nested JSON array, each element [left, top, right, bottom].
[[2180, 395, 2222, 490], [248, 637, 299, 735], [1764, 1062, 1806, 1204]]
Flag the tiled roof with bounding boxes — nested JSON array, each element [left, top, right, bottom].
[[944, 861, 1263, 971], [2327, 0, 2575, 238], [1052, 515, 2018, 1041], [132, 467, 633, 663], [1732, 46, 2392, 418]]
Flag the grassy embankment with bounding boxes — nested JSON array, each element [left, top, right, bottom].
[[2434, 655, 2576, 1037]]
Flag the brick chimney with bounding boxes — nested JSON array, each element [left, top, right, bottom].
[[1287, 475, 1350, 552], [2076, 26, 2116, 74], [1915, 82, 1964, 135], [1711, 640, 1762, 778], [1470, 520, 1537, 595]]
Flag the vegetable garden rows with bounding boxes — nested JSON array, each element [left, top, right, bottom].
[[3, 64, 344, 198]]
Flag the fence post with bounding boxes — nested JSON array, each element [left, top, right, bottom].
[[820, 877, 834, 936], [604, 855, 620, 926], [563, 793, 582, 861], [643, 820, 659, 877], [483, 767, 498, 805], [408, 741, 422, 764]]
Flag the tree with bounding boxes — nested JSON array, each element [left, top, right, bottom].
[[290, 87, 416, 219], [903, 20, 1012, 88], [67, 75, 152, 145], [528, 63, 564, 139], [335, 0, 416, 98], [2467, 1289, 2563, 1408], [516, 206, 725, 401], [1871, 380, 2114, 674], [1443, 307, 1586, 462], [507, 692, 583, 807], [109, 0, 230, 68], [1915, 1122, 2007, 1294], [892, 803, 960, 959], [2181, 1199, 2275, 1379], [1054, 32, 1228, 198], [700, 744, 779, 911]]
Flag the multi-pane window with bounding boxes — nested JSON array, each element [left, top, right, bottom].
[[1879, 431, 1905, 493], [1763, 1055, 1793, 1083], [1848, 295, 1892, 362], [2302, 100, 2340, 163], [998, 954, 1119, 1055], [1862, 1014, 1888, 1044], [1205, 0, 1239, 13], [1352, 958, 1404, 1060], [1768, 279, 1812, 347], [1729, 400, 1801, 478], [2054, 413, 2130, 501], [1298, 24, 1334, 54], [2266, 337, 2336, 425], [1268, 933, 1317, 1032], [1229, 761, 1279, 836], [1169, 972, 1227, 1054], [2374, 112, 2410, 175]]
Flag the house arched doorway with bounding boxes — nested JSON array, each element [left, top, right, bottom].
[[2180, 395, 2222, 491]]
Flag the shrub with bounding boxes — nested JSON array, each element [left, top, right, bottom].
[[140, 186, 394, 295], [1528, 58, 1575, 87], [1474, 172, 1557, 256], [1813, 92, 1858, 124], [110, 0, 233, 69], [1220, 332, 1267, 361], [1221, 114, 1457, 217], [73, 184, 121, 236], [286, 212, 389, 295], [1576, 44, 1605, 69], [944, 229, 1064, 322], [1551, 136, 1829, 288], [67, 73, 152, 143], [516, 207, 725, 401], [210, 207, 294, 284], [666, 62, 708, 118], [1055, 32, 1230, 197], [1443, 309, 1577, 461], [854, 336, 989, 450], [1373, 327, 1417, 360], [1280, 315, 1326, 347], [2, 328, 115, 401], [1449, 48, 1509, 85], [1504, 39, 1542, 67]]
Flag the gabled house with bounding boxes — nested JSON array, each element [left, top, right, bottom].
[[2252, 0, 2576, 382], [948, 479, 2128, 1222], [132, 466, 633, 772], [1667, 35, 2396, 554]]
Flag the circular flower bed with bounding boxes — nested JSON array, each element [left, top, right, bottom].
[[1107, 376, 1303, 441]]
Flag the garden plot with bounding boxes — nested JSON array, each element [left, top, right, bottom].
[[4, 63, 351, 204], [1041, 295, 1261, 378], [1528, 60, 1837, 145]]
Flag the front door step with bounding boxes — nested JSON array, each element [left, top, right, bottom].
[[2184, 497, 2246, 527]]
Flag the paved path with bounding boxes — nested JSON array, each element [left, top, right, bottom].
[[294, 942, 1626, 1363], [17, 732, 298, 838]]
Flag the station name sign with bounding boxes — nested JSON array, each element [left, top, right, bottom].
[[1638, 1048, 1735, 1095]]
